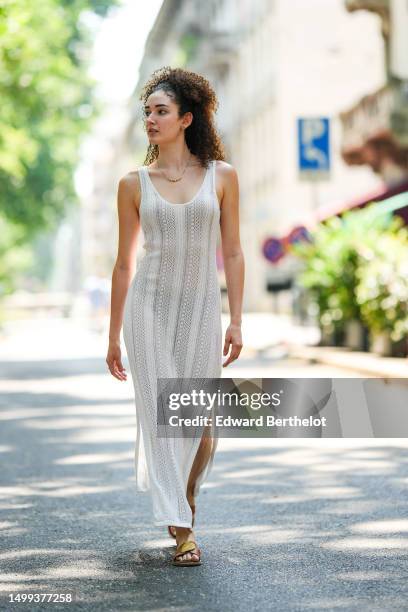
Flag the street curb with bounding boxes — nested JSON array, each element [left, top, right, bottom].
[[287, 344, 408, 378]]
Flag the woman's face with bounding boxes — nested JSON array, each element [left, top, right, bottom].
[[143, 89, 191, 143]]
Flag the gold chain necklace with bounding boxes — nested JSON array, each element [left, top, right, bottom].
[[156, 152, 192, 183]]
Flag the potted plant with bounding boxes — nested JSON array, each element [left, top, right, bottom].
[[355, 219, 408, 356], [291, 215, 364, 348], [290, 206, 403, 352]]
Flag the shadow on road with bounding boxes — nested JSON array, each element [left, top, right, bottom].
[[1, 355, 408, 610]]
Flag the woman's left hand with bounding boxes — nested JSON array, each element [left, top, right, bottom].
[[222, 324, 243, 367]]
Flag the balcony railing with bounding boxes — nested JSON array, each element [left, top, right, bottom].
[[340, 82, 408, 154]]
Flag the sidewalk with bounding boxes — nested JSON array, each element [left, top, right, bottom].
[[234, 312, 408, 378], [287, 344, 408, 378], [1, 312, 406, 378]]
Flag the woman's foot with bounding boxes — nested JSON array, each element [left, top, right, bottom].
[[175, 527, 200, 563]]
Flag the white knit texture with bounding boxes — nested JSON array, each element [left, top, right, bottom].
[[122, 160, 222, 527]]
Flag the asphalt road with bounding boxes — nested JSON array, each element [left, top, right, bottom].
[[1, 318, 408, 611]]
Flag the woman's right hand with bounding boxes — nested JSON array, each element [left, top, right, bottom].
[[106, 340, 127, 381]]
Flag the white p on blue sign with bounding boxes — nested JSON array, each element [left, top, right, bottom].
[[298, 117, 331, 179]]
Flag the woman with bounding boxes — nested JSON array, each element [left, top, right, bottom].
[[106, 66, 245, 567]]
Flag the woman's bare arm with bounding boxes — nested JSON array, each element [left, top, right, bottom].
[[106, 173, 140, 380], [218, 162, 245, 367]]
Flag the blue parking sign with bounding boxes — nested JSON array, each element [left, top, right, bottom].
[[298, 117, 330, 179]]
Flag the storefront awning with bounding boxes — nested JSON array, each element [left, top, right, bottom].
[[314, 179, 408, 224]]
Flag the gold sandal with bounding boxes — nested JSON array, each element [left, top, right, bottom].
[[172, 540, 201, 566], [167, 504, 195, 539]]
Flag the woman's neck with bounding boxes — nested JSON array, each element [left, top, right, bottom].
[[154, 143, 194, 171]]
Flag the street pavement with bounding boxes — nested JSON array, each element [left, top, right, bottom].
[[0, 316, 408, 611]]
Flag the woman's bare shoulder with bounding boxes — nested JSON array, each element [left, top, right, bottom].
[[119, 168, 142, 190], [214, 160, 239, 194], [118, 169, 143, 210], [214, 159, 235, 170], [214, 160, 238, 180], [213, 161, 239, 212]]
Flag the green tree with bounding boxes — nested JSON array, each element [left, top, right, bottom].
[[0, 0, 118, 294]]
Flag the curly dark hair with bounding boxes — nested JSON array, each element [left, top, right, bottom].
[[139, 66, 226, 168]]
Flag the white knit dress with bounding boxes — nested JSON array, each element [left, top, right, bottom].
[[122, 159, 222, 528]]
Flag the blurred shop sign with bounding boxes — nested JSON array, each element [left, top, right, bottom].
[[297, 117, 331, 180]]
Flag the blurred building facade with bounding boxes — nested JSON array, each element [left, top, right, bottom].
[[340, 0, 408, 189], [79, 104, 135, 283], [125, 0, 387, 311], [123, 0, 388, 311]]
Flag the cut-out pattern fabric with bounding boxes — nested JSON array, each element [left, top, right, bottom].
[[122, 160, 222, 527]]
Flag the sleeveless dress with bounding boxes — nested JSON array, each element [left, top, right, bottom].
[[122, 159, 222, 528]]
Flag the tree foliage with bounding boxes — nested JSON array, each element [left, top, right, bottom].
[[0, 0, 118, 293], [291, 206, 408, 343]]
